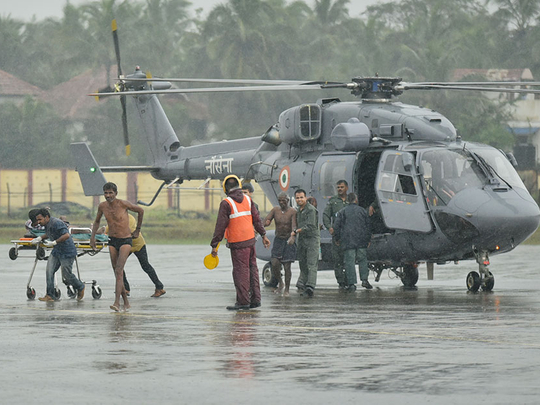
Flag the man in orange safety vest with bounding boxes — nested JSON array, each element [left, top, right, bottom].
[[210, 175, 270, 310]]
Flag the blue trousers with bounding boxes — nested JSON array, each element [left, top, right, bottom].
[[46, 254, 84, 298]]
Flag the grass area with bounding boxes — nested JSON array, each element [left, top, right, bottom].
[[522, 227, 540, 245]]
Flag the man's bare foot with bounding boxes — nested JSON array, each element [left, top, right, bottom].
[[123, 304, 131, 312], [283, 290, 290, 297], [110, 304, 120, 312], [273, 282, 284, 294]]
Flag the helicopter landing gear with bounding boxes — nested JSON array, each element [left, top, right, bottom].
[[369, 263, 384, 282], [262, 262, 279, 288], [467, 248, 495, 292], [400, 263, 419, 288]]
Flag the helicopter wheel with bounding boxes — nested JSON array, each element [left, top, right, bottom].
[[262, 262, 278, 288], [481, 272, 495, 292], [466, 271, 481, 292], [401, 263, 419, 288]]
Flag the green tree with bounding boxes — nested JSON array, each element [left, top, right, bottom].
[[81, 0, 143, 83], [0, 16, 27, 74], [0, 98, 71, 168]]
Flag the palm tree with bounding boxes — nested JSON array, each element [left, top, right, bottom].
[[81, 0, 142, 83], [136, 0, 193, 75], [0, 16, 26, 74]]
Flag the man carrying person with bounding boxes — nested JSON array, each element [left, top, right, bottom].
[[333, 192, 373, 290], [33, 208, 85, 302], [90, 182, 144, 312], [292, 189, 320, 297], [264, 192, 297, 296], [210, 175, 270, 310], [323, 179, 350, 290]]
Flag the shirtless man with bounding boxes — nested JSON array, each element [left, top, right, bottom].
[[90, 182, 143, 312], [264, 192, 297, 296]]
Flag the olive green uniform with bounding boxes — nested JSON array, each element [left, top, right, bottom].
[[296, 203, 320, 289], [323, 195, 349, 286]]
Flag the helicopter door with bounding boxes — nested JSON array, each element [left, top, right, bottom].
[[375, 150, 432, 233]]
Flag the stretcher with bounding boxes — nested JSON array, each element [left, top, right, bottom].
[[9, 228, 108, 300]]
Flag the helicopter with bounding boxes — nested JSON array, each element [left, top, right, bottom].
[[72, 20, 540, 293]]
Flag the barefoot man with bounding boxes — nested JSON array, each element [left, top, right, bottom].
[[264, 192, 297, 296], [90, 182, 144, 312]]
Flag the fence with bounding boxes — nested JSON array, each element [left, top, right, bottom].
[[0, 168, 271, 216]]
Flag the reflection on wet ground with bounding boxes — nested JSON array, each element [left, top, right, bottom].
[[1, 244, 539, 404]]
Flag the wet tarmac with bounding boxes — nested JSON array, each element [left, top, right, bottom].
[[1, 243, 540, 404]]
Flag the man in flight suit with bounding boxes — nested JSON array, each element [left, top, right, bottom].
[[210, 175, 270, 310], [293, 189, 320, 297], [323, 179, 349, 289]]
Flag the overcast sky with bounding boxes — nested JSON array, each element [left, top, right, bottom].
[[2, 0, 378, 21]]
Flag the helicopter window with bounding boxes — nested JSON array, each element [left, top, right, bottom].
[[470, 148, 528, 190], [420, 149, 485, 206], [372, 119, 378, 128], [299, 104, 321, 140], [383, 153, 410, 175], [379, 173, 417, 196], [320, 161, 347, 197]]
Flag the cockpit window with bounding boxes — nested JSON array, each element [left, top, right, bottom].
[[469, 147, 527, 190], [420, 149, 485, 206]]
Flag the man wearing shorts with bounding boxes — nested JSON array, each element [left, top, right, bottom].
[[90, 182, 144, 312], [264, 192, 297, 296]]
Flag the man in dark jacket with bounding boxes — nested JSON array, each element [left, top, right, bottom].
[[333, 192, 372, 290], [211, 175, 270, 310]]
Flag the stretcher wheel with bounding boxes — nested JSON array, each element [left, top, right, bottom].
[[54, 288, 62, 300], [26, 287, 36, 300], [36, 247, 46, 260], [9, 247, 18, 260], [67, 285, 76, 299], [92, 285, 102, 299]]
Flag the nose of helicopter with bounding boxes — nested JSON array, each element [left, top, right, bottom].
[[455, 188, 540, 249]]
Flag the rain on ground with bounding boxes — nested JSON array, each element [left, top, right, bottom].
[[1, 243, 540, 404]]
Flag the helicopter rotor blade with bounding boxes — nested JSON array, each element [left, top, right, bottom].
[[400, 83, 540, 94], [111, 19, 130, 155], [412, 81, 540, 86], [89, 83, 342, 97], [112, 19, 123, 78], [93, 85, 115, 101], [120, 94, 130, 156], [123, 77, 309, 85]]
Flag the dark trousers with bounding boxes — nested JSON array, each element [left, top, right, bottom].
[[231, 245, 261, 306], [123, 245, 164, 291]]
